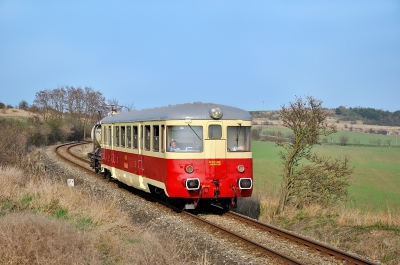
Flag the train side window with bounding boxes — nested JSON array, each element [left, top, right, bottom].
[[127, 126, 132, 148], [115, 126, 120, 146], [208, 125, 222, 139], [133, 126, 138, 149], [227, 126, 251, 152], [153, 125, 159, 152], [121, 126, 125, 147], [108, 126, 112, 146], [161, 125, 165, 152], [103, 126, 107, 145], [144, 125, 151, 150], [140, 125, 143, 150]]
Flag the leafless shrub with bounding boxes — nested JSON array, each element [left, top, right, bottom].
[[277, 96, 338, 213], [339, 135, 349, 146]]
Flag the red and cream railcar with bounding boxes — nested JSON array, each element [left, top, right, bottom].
[[90, 102, 253, 209]]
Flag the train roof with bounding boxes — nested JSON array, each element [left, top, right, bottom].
[[101, 102, 252, 123]]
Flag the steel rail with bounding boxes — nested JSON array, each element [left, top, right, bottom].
[[182, 210, 305, 265], [224, 211, 379, 265]]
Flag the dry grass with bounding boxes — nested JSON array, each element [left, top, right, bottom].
[[0, 166, 208, 265], [0, 212, 98, 265], [257, 191, 400, 264], [0, 108, 33, 118], [336, 205, 400, 227]]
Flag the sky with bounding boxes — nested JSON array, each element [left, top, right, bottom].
[[1, 1, 399, 112]]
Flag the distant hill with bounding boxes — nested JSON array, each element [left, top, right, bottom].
[[250, 108, 400, 136], [250, 107, 400, 127]]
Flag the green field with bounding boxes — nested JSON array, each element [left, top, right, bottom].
[[261, 126, 400, 146], [252, 140, 400, 212], [320, 130, 400, 146]]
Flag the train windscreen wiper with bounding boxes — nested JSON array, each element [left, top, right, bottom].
[[188, 124, 202, 141]]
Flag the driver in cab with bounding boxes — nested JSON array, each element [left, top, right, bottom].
[[168, 140, 181, 152]]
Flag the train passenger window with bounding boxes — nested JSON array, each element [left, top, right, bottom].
[[121, 126, 125, 147], [108, 126, 112, 146], [103, 126, 107, 145], [153, 125, 159, 152], [127, 126, 132, 148], [227, 126, 251, 152], [133, 126, 138, 149], [167, 126, 203, 152], [144, 125, 150, 150], [140, 125, 143, 150], [208, 125, 222, 139], [115, 126, 120, 146], [161, 125, 165, 152]]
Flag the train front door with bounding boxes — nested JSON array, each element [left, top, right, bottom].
[[205, 122, 227, 180]]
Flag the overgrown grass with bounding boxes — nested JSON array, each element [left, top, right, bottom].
[[0, 166, 208, 265]]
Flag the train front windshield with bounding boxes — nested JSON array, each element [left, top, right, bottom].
[[167, 125, 251, 152], [167, 126, 203, 152], [227, 126, 251, 152]]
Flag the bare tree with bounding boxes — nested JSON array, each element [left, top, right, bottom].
[[33, 87, 66, 121], [33, 90, 52, 121], [122, 102, 135, 112], [107, 98, 119, 110], [66, 86, 107, 140], [49, 87, 66, 119], [34, 86, 108, 141], [277, 96, 338, 213], [339, 135, 349, 146], [82, 87, 107, 139], [18, 100, 29, 109]]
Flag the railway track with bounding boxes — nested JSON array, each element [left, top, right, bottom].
[[201, 211, 379, 265], [56, 142, 379, 265]]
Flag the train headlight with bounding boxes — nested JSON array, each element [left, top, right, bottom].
[[238, 178, 252, 189], [210, 106, 223, 119], [237, 165, 245, 173], [186, 178, 200, 190], [185, 165, 194, 174]]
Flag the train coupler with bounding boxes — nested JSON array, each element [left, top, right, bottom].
[[230, 185, 237, 208], [213, 179, 220, 200]]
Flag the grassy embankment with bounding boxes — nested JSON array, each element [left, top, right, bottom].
[[250, 133, 400, 264], [0, 166, 206, 265]]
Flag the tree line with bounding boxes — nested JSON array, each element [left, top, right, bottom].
[[335, 106, 400, 126], [0, 86, 133, 141], [0, 86, 128, 167], [32, 86, 109, 139]]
